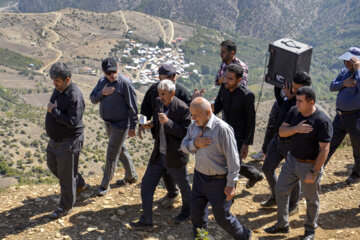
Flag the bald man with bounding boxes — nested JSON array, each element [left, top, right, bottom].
[[181, 97, 252, 240]]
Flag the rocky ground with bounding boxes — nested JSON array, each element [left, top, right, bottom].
[[0, 146, 360, 240]]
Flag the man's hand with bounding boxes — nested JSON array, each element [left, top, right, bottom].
[[192, 88, 206, 99], [240, 144, 249, 159], [283, 82, 294, 100], [137, 125, 145, 139], [304, 172, 316, 184], [343, 77, 357, 87], [351, 56, 360, 71], [128, 129, 136, 137], [224, 186, 236, 201], [194, 130, 212, 148], [296, 120, 313, 134], [47, 100, 57, 113], [158, 113, 169, 125], [101, 84, 115, 96]]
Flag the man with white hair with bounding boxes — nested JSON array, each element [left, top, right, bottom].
[[131, 80, 192, 230], [182, 97, 252, 240]]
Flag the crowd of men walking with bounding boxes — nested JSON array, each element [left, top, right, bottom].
[[44, 39, 360, 239]]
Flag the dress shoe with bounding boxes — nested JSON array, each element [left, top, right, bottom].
[[260, 196, 276, 208], [246, 229, 252, 240], [345, 172, 360, 185], [174, 212, 190, 224], [301, 231, 315, 240], [264, 225, 289, 234], [246, 175, 264, 188], [48, 207, 72, 219], [97, 186, 110, 196], [76, 183, 90, 195], [116, 177, 138, 186], [130, 220, 154, 231]]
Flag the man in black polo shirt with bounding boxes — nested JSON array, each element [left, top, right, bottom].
[[265, 87, 332, 240], [139, 64, 202, 208], [90, 58, 138, 196], [213, 64, 263, 188], [45, 62, 88, 218], [261, 72, 312, 210]]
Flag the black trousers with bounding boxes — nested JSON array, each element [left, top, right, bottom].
[[237, 139, 262, 180], [46, 134, 85, 210]]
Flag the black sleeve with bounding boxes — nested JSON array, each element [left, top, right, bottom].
[[140, 87, 154, 120], [274, 86, 285, 107], [90, 79, 105, 104], [213, 85, 224, 114], [164, 106, 191, 139], [316, 116, 333, 143], [244, 92, 256, 145], [176, 84, 192, 106]]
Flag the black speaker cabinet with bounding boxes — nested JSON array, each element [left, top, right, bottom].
[[265, 38, 313, 88]]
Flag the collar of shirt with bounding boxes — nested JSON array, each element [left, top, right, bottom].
[[55, 82, 73, 96], [201, 113, 215, 131]]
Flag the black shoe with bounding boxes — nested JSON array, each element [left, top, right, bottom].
[[301, 231, 315, 240], [76, 183, 90, 195], [174, 212, 190, 224], [130, 220, 154, 231], [264, 225, 289, 234], [116, 177, 138, 186], [48, 207, 72, 219], [246, 175, 264, 189], [345, 172, 360, 185], [289, 205, 299, 216], [260, 196, 276, 208], [97, 186, 110, 196]]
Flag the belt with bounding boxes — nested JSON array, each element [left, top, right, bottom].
[[204, 173, 227, 179], [295, 158, 315, 164], [336, 108, 360, 115]]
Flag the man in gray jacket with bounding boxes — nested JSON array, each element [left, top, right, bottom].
[[90, 58, 138, 196]]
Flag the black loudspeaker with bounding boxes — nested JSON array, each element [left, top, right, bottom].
[[265, 38, 313, 88]]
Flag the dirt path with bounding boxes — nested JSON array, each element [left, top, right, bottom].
[[119, 10, 129, 34], [167, 19, 174, 44], [37, 12, 62, 73]]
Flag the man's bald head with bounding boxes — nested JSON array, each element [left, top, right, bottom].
[[190, 97, 211, 111], [190, 97, 212, 127]]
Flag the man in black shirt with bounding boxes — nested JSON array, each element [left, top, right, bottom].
[[90, 58, 138, 196], [261, 72, 312, 209], [45, 62, 88, 218], [138, 64, 202, 208], [213, 64, 263, 188], [265, 87, 332, 240]]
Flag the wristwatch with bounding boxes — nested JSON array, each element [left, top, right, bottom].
[[310, 169, 320, 177]]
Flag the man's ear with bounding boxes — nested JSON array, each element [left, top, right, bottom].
[[66, 77, 71, 84], [171, 90, 176, 97]]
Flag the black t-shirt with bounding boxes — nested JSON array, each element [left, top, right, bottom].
[[284, 106, 332, 160]]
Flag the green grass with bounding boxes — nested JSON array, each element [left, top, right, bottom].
[[0, 48, 43, 71]]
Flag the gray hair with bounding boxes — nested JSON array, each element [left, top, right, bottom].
[[157, 79, 176, 93], [49, 62, 71, 80]]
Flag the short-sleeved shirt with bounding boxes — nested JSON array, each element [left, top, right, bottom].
[[284, 106, 333, 160]]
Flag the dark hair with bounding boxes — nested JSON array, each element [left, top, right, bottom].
[[293, 72, 311, 86], [49, 62, 71, 81], [226, 64, 243, 79], [296, 86, 316, 103], [220, 40, 237, 54]]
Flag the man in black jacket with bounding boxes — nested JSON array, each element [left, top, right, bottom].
[[45, 62, 88, 218], [138, 64, 202, 208], [214, 64, 263, 188], [131, 80, 192, 230]]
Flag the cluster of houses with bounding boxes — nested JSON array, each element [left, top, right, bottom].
[[117, 40, 200, 85]]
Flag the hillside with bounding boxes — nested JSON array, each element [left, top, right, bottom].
[[0, 146, 360, 239]]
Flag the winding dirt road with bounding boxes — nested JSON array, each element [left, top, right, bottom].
[[38, 12, 62, 73]]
